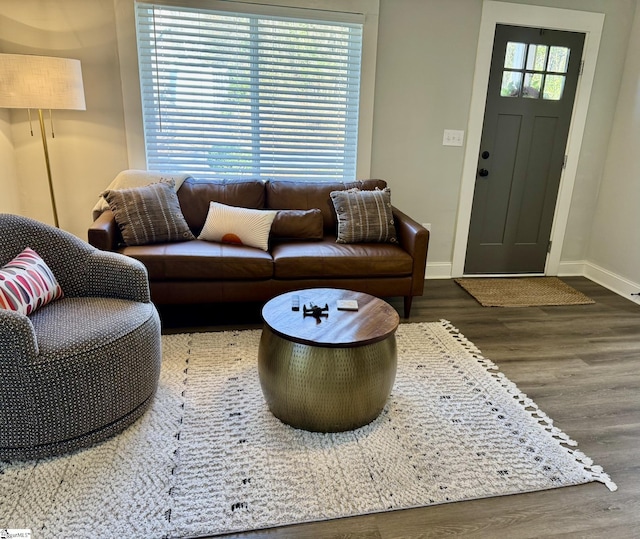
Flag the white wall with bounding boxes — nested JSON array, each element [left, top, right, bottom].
[[370, 0, 637, 278], [554, 0, 637, 265], [587, 4, 640, 298], [0, 110, 20, 213], [1, 0, 639, 292], [371, 0, 481, 271], [0, 0, 130, 236]]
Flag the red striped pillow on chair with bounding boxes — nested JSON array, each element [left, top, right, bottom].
[[0, 247, 64, 315]]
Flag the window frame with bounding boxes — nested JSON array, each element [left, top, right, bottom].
[[115, 0, 380, 179]]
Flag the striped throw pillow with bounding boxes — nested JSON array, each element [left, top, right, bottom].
[[330, 188, 398, 244], [0, 247, 64, 315], [103, 180, 195, 246], [198, 202, 277, 251]]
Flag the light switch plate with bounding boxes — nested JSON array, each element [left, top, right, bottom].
[[443, 129, 465, 147]]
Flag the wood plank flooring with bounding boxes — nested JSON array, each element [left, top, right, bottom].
[[158, 277, 640, 539]]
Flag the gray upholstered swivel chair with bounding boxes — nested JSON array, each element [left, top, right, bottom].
[[0, 214, 162, 461]]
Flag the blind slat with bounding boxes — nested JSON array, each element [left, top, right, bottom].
[[136, 1, 361, 181]]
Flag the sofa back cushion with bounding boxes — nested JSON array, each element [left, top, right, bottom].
[[177, 178, 265, 233], [271, 209, 324, 241], [264, 179, 387, 232]]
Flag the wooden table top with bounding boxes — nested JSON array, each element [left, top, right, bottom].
[[261, 288, 400, 348]]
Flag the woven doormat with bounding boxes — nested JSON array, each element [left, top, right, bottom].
[[454, 277, 595, 307]]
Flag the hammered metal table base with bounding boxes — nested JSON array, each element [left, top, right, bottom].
[[258, 327, 397, 432]]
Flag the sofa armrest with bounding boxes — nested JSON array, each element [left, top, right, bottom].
[[0, 310, 39, 365], [393, 207, 429, 295], [88, 210, 118, 251]]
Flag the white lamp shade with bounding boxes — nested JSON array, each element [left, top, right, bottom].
[[0, 53, 86, 110]]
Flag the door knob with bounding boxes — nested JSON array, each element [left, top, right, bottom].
[[478, 168, 489, 177]]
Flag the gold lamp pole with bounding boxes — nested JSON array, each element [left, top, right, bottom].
[[0, 54, 86, 228], [36, 109, 60, 227]]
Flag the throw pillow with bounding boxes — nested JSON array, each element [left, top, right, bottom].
[[0, 247, 64, 315], [92, 169, 191, 219], [270, 209, 324, 240], [103, 180, 196, 246], [198, 202, 278, 251], [330, 187, 398, 244]]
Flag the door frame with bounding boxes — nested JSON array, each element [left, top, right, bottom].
[[451, 1, 604, 277]]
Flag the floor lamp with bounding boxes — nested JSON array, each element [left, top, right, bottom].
[[0, 53, 86, 228]]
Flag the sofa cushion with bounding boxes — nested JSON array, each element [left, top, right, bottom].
[[103, 181, 196, 246], [265, 179, 388, 232], [198, 202, 277, 251], [30, 296, 155, 359], [271, 209, 324, 241], [331, 188, 398, 244], [119, 240, 273, 280], [178, 178, 266, 234], [271, 237, 413, 279]]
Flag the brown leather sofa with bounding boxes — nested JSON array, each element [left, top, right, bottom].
[[88, 178, 429, 317]]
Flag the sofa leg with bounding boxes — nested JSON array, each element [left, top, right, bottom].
[[403, 296, 413, 318]]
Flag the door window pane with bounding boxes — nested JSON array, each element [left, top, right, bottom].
[[501, 39, 572, 101], [504, 42, 526, 69], [548, 46, 570, 73], [500, 38, 573, 101], [501, 71, 523, 97], [526, 44, 548, 71], [523, 73, 543, 98], [543, 75, 566, 100]]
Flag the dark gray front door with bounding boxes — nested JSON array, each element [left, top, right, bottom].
[[465, 25, 585, 274]]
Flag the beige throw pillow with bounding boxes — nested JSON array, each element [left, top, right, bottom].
[[198, 202, 277, 251]]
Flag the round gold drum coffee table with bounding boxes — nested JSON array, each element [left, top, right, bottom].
[[258, 288, 399, 432]]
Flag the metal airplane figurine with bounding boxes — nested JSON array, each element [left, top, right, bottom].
[[303, 303, 329, 322]]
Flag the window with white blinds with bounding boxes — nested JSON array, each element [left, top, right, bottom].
[[135, 2, 364, 181]]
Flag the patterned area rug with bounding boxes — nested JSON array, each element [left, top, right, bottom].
[[0, 321, 615, 538], [454, 277, 595, 307]]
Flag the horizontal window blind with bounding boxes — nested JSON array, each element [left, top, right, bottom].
[[135, 2, 363, 181]]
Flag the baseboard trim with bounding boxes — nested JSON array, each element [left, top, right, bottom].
[[430, 259, 640, 305], [425, 262, 453, 279], [559, 260, 640, 305], [583, 262, 640, 305], [556, 260, 587, 276]]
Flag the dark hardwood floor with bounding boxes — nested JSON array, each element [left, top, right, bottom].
[[159, 277, 640, 539]]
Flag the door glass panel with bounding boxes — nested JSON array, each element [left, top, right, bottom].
[[543, 75, 565, 100], [548, 46, 570, 73], [523, 73, 543, 98], [504, 42, 526, 69], [526, 44, 548, 71], [501, 71, 523, 97], [500, 41, 571, 100]]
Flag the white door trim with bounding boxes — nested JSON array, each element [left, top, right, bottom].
[[451, 1, 604, 277]]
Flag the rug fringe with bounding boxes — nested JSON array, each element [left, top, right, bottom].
[[439, 319, 618, 492], [567, 449, 619, 492], [440, 319, 499, 371]]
